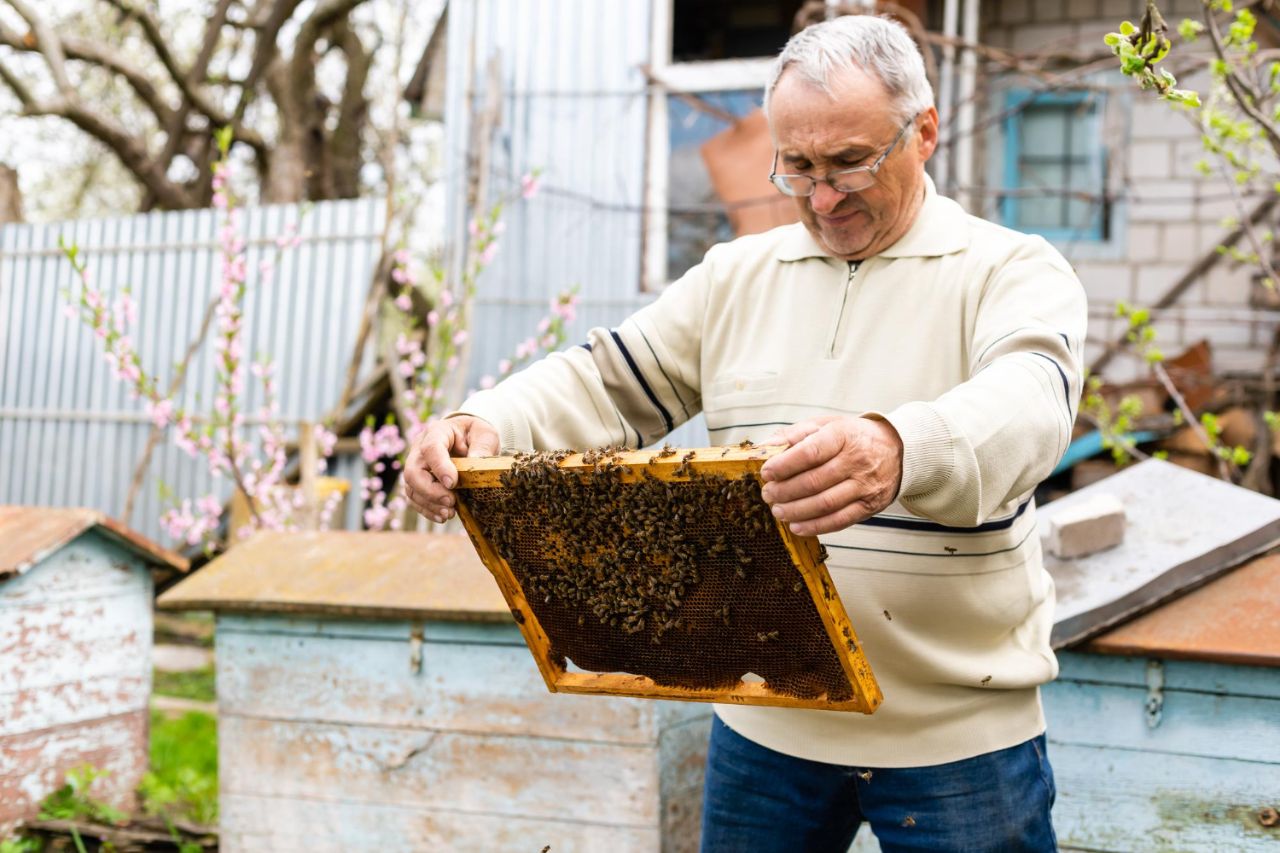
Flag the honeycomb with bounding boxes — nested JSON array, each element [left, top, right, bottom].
[[455, 445, 879, 710]]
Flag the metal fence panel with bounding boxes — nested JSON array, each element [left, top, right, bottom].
[[0, 198, 385, 541]]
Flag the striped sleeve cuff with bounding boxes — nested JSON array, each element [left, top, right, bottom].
[[874, 401, 955, 499]]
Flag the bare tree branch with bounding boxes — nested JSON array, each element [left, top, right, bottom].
[[100, 0, 267, 161], [141, 0, 235, 209], [4, 0, 74, 97], [329, 17, 371, 198], [0, 22, 176, 127]]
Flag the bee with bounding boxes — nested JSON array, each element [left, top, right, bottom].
[[883, 609, 892, 621], [857, 770, 872, 782], [980, 675, 992, 686]]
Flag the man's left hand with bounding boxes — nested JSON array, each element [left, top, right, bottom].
[[758, 416, 904, 536]]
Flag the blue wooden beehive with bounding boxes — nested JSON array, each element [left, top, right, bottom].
[[0, 506, 188, 834], [158, 531, 711, 852], [1044, 553, 1280, 851]]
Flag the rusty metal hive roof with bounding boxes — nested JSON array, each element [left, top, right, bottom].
[[157, 531, 508, 621], [1088, 552, 1280, 668], [0, 505, 189, 582]]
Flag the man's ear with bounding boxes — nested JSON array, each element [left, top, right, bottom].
[[915, 106, 940, 163]]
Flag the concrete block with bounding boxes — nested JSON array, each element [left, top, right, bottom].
[[1127, 141, 1173, 180], [1135, 263, 1191, 304], [1011, 23, 1077, 53], [1075, 261, 1135, 305], [1204, 267, 1252, 305], [1045, 493, 1127, 559], [1160, 223, 1201, 263], [994, 0, 1032, 26], [1129, 101, 1200, 141], [1129, 181, 1197, 223], [1065, 0, 1099, 21], [1125, 223, 1162, 263]]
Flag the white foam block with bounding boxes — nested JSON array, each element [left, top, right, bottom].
[[1046, 493, 1126, 559]]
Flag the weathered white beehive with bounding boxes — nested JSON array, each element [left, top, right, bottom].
[[158, 531, 711, 852], [1045, 553, 1280, 850], [0, 506, 188, 834]]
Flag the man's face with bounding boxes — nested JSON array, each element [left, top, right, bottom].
[[768, 68, 938, 260]]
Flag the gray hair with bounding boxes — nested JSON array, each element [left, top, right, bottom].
[[764, 15, 934, 123]]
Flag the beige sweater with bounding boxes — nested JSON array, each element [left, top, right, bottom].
[[459, 179, 1088, 767]]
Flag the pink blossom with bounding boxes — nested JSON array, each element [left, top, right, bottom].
[[479, 375, 496, 390], [394, 248, 412, 265], [426, 310, 440, 327], [398, 360, 416, 378], [392, 266, 410, 284], [439, 289, 454, 308], [478, 243, 499, 266], [63, 304, 79, 321], [146, 398, 174, 429], [396, 333, 417, 356], [446, 355, 459, 371], [521, 172, 541, 200], [452, 330, 468, 347], [467, 218, 481, 237], [498, 358, 513, 374], [395, 294, 413, 311], [540, 333, 557, 349], [537, 318, 551, 334]]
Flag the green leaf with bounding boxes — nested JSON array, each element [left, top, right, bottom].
[[214, 125, 233, 155], [1178, 18, 1204, 40], [1104, 32, 1122, 47], [1120, 20, 1136, 36]]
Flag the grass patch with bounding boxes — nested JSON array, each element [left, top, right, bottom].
[[140, 710, 218, 826], [152, 666, 215, 704]]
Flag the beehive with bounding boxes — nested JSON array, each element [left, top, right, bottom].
[[454, 444, 882, 712]]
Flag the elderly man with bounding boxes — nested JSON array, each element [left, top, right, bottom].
[[406, 14, 1084, 853]]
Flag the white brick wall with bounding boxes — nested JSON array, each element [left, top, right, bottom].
[[981, 8, 1260, 363]]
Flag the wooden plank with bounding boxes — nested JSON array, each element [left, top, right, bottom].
[[217, 612, 528, 645], [0, 588, 151, 697], [452, 446, 882, 712], [1057, 652, 1280, 701], [218, 793, 661, 853], [1049, 742, 1280, 852], [0, 710, 147, 834], [0, 673, 149, 737], [220, 717, 662, 827], [158, 531, 511, 621], [1087, 554, 1280, 667], [658, 716, 712, 852], [0, 539, 150, 607], [215, 628, 659, 744], [1043, 679, 1280, 764]]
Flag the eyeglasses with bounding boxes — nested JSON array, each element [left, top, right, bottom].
[[768, 112, 919, 197]]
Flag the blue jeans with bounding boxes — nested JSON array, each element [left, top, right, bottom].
[[700, 716, 1057, 852]]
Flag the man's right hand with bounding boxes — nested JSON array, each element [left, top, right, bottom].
[[403, 416, 500, 523]]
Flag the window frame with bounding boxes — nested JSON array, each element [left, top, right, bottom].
[[642, 0, 773, 292], [1000, 88, 1109, 244]]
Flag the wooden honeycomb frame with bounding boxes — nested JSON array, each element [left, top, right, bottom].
[[453, 445, 883, 713]]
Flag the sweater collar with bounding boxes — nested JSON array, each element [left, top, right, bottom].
[[776, 174, 970, 262]]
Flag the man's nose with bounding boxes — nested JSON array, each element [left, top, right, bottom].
[[809, 181, 845, 214]]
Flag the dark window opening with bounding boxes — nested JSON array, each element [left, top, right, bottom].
[[672, 0, 805, 62]]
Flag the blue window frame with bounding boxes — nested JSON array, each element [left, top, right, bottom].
[[1001, 89, 1109, 242]]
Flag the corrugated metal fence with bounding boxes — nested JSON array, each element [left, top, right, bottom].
[[445, 0, 707, 447], [0, 198, 384, 541]]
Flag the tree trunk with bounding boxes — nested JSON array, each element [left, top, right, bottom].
[[0, 164, 23, 223]]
